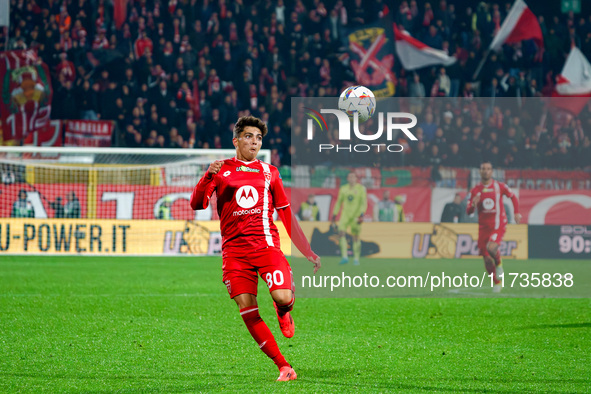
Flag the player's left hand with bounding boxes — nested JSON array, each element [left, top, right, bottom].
[[357, 215, 364, 224], [515, 213, 522, 224], [308, 255, 321, 274]]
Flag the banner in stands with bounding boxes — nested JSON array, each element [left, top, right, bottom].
[[64, 120, 113, 147], [519, 190, 591, 225], [529, 225, 591, 260], [0, 219, 290, 256], [295, 222, 528, 260], [345, 20, 396, 97], [23, 119, 62, 147], [0, 50, 53, 143], [504, 169, 591, 190]]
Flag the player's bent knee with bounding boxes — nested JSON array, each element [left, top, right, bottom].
[[487, 242, 499, 256], [271, 289, 293, 306]]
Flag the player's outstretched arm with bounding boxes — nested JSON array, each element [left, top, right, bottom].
[[509, 192, 521, 223], [277, 205, 321, 274], [501, 182, 521, 224], [189, 161, 222, 210]]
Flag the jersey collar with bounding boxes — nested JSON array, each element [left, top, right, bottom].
[[234, 157, 258, 165]]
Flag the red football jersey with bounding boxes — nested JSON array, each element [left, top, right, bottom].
[[190, 158, 289, 254], [466, 179, 516, 230]]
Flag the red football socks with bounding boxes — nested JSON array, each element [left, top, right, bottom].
[[240, 306, 289, 369], [484, 258, 499, 283], [494, 253, 502, 267]]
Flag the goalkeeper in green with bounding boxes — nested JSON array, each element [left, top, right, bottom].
[[331, 172, 367, 265]]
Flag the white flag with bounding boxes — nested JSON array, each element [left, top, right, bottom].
[[394, 25, 456, 71], [555, 47, 591, 95]]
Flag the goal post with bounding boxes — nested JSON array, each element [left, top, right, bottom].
[[0, 147, 280, 256]]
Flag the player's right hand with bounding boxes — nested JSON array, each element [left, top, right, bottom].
[[207, 160, 224, 175], [308, 254, 321, 274], [473, 193, 481, 205]]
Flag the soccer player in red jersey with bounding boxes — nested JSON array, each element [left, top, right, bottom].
[[466, 161, 521, 293], [189, 116, 321, 381]]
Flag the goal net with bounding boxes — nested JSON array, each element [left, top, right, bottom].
[[0, 147, 271, 256]]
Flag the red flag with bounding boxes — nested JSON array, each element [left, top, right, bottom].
[[113, 0, 127, 30], [489, 0, 543, 51]]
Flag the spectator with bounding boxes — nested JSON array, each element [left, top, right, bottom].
[[437, 67, 451, 96], [408, 141, 428, 166], [444, 142, 463, 167], [158, 197, 172, 219], [374, 191, 405, 223], [76, 80, 98, 120], [12, 190, 34, 218], [50, 197, 65, 218], [135, 31, 154, 58], [299, 194, 320, 221], [419, 113, 437, 142], [441, 193, 462, 223], [409, 73, 426, 114]]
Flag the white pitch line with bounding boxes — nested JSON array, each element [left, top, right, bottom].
[[0, 293, 222, 297]]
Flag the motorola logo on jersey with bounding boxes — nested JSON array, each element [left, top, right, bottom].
[[236, 185, 259, 209], [482, 198, 495, 210], [233, 208, 262, 216]]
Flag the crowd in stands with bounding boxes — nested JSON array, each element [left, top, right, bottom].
[[2, 0, 591, 169]]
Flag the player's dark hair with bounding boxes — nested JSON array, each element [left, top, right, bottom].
[[233, 116, 268, 138], [480, 160, 492, 168]]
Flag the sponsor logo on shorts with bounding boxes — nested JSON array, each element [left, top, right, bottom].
[[233, 208, 262, 216]]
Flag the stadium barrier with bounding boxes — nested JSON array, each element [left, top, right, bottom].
[[295, 222, 528, 260], [0, 219, 530, 259], [0, 218, 290, 256]]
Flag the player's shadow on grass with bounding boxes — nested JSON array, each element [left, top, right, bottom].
[[520, 322, 591, 329]]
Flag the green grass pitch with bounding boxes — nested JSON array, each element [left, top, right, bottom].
[[0, 256, 589, 393]]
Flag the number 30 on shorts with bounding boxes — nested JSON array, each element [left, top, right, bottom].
[[265, 270, 285, 288]]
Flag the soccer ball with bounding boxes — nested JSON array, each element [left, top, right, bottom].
[[338, 86, 376, 123]]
